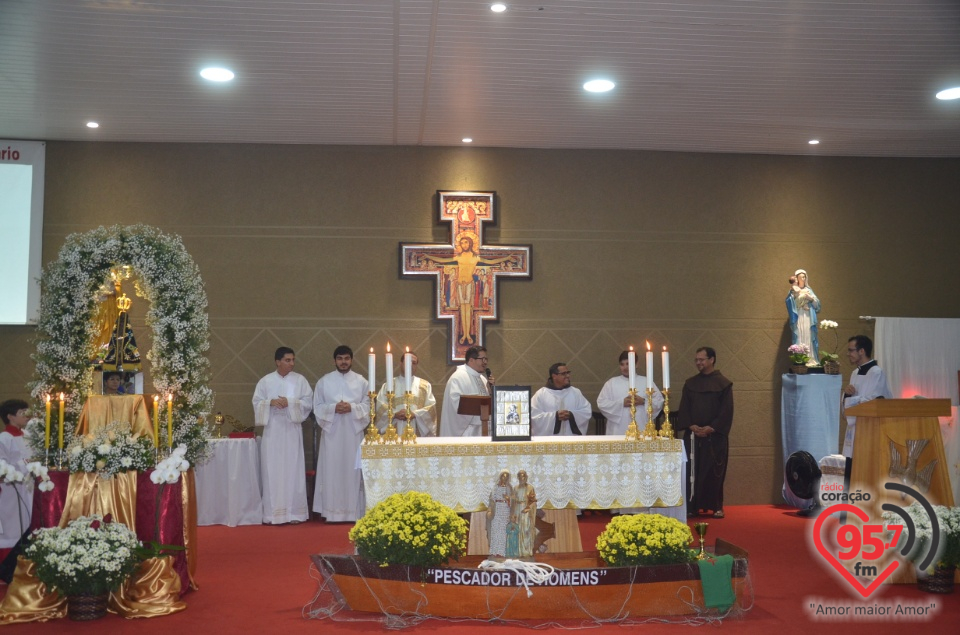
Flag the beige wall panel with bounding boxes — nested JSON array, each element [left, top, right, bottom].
[[3, 142, 958, 505]]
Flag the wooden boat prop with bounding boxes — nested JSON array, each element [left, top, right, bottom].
[[312, 539, 749, 621]]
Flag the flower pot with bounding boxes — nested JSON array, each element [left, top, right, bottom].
[[68, 592, 109, 620], [822, 360, 840, 375], [919, 564, 956, 594], [790, 364, 809, 375]]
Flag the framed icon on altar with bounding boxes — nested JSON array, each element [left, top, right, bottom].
[[492, 385, 531, 442]]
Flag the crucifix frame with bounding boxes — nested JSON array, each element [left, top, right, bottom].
[[400, 191, 532, 363]]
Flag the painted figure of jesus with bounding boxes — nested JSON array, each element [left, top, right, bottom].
[[421, 235, 518, 345]]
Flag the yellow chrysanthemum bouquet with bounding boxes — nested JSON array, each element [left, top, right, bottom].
[[349, 491, 468, 568], [596, 513, 696, 566]]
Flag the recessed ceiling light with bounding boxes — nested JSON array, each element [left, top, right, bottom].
[[200, 67, 235, 82], [490, 3, 507, 12], [936, 87, 960, 100], [462, 138, 473, 143], [86, 122, 99, 129], [808, 139, 820, 145], [583, 79, 615, 93]]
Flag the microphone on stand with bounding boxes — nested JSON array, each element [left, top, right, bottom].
[[485, 367, 493, 390]]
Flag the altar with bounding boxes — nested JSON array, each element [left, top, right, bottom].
[[361, 435, 685, 515]]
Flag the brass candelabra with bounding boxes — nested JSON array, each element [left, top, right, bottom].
[[382, 391, 400, 444], [659, 388, 673, 438], [624, 388, 640, 440], [400, 390, 418, 444], [643, 387, 657, 438], [362, 391, 381, 445]]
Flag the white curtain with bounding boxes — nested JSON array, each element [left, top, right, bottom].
[[875, 317, 960, 504]]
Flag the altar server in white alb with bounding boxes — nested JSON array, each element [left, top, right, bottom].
[[841, 335, 892, 457], [313, 345, 370, 521], [597, 350, 664, 436], [253, 347, 313, 525], [530, 363, 593, 436], [440, 345, 492, 436], [375, 352, 437, 437], [0, 400, 34, 568]]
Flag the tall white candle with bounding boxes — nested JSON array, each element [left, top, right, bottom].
[[645, 341, 654, 393], [368, 347, 375, 389], [662, 346, 670, 390], [385, 343, 393, 390], [628, 346, 636, 390], [404, 346, 412, 392]]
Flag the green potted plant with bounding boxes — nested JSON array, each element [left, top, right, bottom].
[[787, 344, 811, 374]]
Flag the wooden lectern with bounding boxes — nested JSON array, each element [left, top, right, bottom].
[[458, 395, 492, 436], [847, 398, 955, 584], [847, 398, 954, 507]]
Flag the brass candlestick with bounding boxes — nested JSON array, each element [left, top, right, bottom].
[[643, 387, 657, 438], [400, 390, 417, 444], [382, 391, 400, 444], [694, 522, 709, 560], [624, 388, 640, 440], [363, 391, 381, 445], [659, 388, 673, 438]]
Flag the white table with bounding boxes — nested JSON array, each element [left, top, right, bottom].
[[360, 435, 686, 519], [195, 438, 263, 526]]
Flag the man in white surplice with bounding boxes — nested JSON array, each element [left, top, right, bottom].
[[597, 350, 664, 436], [439, 345, 491, 436], [530, 363, 593, 436], [375, 352, 437, 437], [842, 335, 892, 458], [313, 345, 370, 522], [253, 347, 313, 524]]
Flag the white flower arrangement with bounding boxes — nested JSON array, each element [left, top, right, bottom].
[[882, 502, 960, 569], [67, 421, 154, 479], [150, 444, 191, 485], [26, 514, 142, 596], [817, 319, 841, 362], [25, 225, 213, 466], [0, 458, 55, 492]]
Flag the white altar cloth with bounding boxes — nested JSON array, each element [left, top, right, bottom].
[[195, 438, 264, 526], [361, 435, 684, 515]]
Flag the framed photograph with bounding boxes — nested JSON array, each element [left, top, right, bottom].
[[96, 370, 143, 396], [492, 385, 531, 442]]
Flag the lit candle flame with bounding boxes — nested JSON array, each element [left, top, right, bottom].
[[646, 341, 651, 351], [386, 342, 391, 352]]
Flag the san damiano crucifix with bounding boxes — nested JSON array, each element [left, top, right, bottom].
[[400, 191, 531, 363]]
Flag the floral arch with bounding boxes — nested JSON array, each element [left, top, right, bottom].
[[27, 225, 212, 464]]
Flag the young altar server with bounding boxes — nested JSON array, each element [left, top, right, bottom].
[[0, 399, 34, 578]]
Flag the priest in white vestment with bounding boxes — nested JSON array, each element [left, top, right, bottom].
[[375, 352, 437, 437], [597, 350, 664, 436], [313, 345, 370, 521], [530, 363, 593, 436], [0, 400, 34, 570], [439, 345, 491, 437], [253, 347, 313, 525], [841, 335, 892, 457]]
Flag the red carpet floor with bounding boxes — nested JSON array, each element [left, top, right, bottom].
[[2, 504, 957, 633]]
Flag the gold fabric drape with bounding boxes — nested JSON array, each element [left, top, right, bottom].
[[59, 471, 139, 529], [107, 557, 186, 618], [0, 557, 67, 624], [76, 394, 153, 438]]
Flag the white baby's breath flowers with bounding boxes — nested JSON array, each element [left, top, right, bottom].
[[25, 225, 213, 467]]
